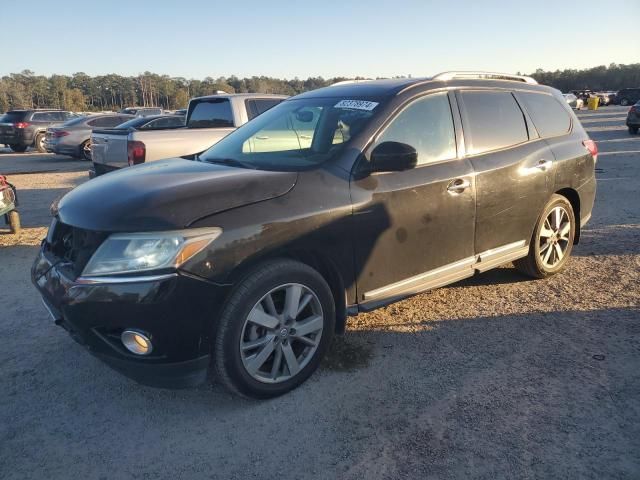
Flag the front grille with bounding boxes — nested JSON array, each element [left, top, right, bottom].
[[45, 220, 108, 277]]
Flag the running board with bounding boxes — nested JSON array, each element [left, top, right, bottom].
[[362, 240, 528, 302]]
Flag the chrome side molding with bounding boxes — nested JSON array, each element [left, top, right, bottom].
[[363, 240, 528, 301]]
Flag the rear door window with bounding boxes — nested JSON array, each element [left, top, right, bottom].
[[187, 99, 234, 128], [459, 91, 529, 155], [375, 92, 457, 165], [518, 92, 571, 138], [32, 112, 56, 122]]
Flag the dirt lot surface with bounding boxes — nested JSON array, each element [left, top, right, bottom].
[[1, 106, 639, 479]]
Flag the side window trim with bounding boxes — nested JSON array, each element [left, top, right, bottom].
[[369, 90, 459, 169], [511, 92, 541, 140]]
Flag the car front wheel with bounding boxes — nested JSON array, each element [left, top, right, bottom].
[[620, 98, 630, 106], [629, 126, 639, 135], [514, 194, 576, 279], [213, 259, 335, 398]]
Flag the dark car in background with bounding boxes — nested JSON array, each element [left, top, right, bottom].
[[118, 107, 163, 116], [627, 101, 640, 134], [45, 113, 133, 160], [32, 72, 597, 399], [615, 88, 640, 106], [0, 109, 75, 152]]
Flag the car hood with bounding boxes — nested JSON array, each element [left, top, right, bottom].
[[56, 159, 298, 231]]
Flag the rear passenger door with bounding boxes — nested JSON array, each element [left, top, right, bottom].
[[456, 89, 553, 256]]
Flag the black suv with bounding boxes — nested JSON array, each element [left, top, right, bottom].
[[0, 109, 74, 152], [32, 72, 597, 398], [615, 88, 640, 106]]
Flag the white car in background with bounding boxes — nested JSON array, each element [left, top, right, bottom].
[[563, 93, 584, 110]]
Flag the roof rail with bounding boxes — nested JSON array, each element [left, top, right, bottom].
[[432, 71, 538, 85], [328, 79, 373, 87]]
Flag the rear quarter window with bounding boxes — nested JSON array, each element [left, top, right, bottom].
[[459, 91, 529, 155], [187, 99, 234, 128], [518, 92, 571, 138]]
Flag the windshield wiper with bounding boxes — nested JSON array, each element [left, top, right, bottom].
[[205, 157, 254, 169]]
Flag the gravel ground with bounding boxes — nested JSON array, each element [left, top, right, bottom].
[[1, 106, 639, 479]]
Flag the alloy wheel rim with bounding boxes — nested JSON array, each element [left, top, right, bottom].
[[538, 206, 571, 268], [240, 283, 323, 384], [83, 141, 92, 160]]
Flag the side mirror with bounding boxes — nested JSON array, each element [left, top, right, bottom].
[[370, 141, 417, 172], [295, 110, 314, 123]]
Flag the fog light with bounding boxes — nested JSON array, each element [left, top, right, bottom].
[[121, 330, 153, 355]]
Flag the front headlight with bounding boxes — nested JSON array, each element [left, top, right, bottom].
[[82, 227, 222, 276]]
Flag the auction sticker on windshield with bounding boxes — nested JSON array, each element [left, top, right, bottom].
[[334, 100, 379, 111]]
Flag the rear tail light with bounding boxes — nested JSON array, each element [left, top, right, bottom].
[[127, 140, 146, 166], [583, 139, 598, 160], [54, 131, 69, 137], [14, 122, 30, 129], [630, 106, 637, 114]]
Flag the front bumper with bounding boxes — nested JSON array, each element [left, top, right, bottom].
[[31, 246, 229, 388]]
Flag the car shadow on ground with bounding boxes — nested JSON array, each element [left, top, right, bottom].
[[4, 305, 638, 480]]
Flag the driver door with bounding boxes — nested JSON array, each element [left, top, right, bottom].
[[350, 92, 476, 307]]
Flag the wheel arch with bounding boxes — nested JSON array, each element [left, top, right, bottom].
[[555, 187, 581, 244], [228, 249, 349, 334]]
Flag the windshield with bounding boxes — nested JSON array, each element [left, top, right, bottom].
[[199, 97, 382, 170]]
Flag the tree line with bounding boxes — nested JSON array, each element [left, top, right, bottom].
[[1, 63, 638, 113]]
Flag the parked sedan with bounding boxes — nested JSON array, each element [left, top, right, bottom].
[[627, 102, 640, 134], [45, 114, 133, 160]]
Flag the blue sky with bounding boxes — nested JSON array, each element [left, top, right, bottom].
[[1, 0, 638, 79]]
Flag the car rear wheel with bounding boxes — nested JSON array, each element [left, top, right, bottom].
[[213, 259, 335, 399], [514, 194, 575, 279], [9, 144, 27, 153], [80, 140, 92, 161], [629, 126, 639, 135], [34, 133, 46, 153], [620, 98, 630, 106]]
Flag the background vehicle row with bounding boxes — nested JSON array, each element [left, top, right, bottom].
[[90, 93, 286, 175]]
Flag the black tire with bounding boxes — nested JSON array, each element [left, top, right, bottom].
[[80, 140, 92, 161], [9, 144, 27, 153], [34, 133, 46, 153], [213, 259, 335, 399], [629, 126, 639, 135], [620, 98, 630, 106], [8, 210, 20, 235], [514, 194, 576, 279]]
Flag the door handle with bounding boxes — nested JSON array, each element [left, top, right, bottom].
[[535, 159, 553, 171], [255, 135, 269, 140], [447, 178, 471, 194]]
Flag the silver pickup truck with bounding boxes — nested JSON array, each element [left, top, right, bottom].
[[91, 94, 286, 175]]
